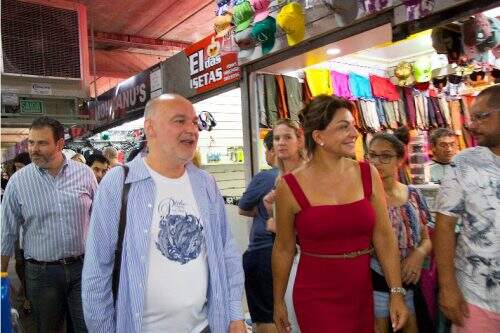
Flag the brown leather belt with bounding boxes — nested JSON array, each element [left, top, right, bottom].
[[26, 255, 84, 265], [301, 247, 373, 259]]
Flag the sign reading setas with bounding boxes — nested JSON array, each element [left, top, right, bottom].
[[185, 33, 239, 94]]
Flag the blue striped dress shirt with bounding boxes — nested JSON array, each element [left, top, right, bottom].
[[1, 157, 97, 261], [82, 157, 244, 333]]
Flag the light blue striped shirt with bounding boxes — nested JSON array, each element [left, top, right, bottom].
[[1, 156, 97, 261], [82, 157, 244, 332]]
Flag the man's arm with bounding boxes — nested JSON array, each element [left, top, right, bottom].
[[81, 168, 124, 331], [1, 180, 22, 272], [434, 163, 469, 326], [213, 177, 245, 323], [434, 213, 469, 326], [434, 213, 458, 286], [238, 172, 273, 219]]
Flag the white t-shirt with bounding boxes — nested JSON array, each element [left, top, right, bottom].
[[142, 162, 209, 332]]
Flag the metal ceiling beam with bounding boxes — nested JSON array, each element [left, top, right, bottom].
[[91, 31, 190, 51]]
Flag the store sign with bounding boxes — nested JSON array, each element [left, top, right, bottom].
[[87, 69, 152, 128], [184, 33, 239, 94], [31, 83, 52, 95], [20, 100, 44, 114], [2, 92, 19, 106]]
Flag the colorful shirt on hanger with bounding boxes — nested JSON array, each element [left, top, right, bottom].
[[449, 100, 463, 135], [403, 87, 417, 128], [438, 96, 452, 126], [369, 74, 399, 101], [331, 71, 352, 99], [275, 75, 289, 119], [382, 100, 398, 129], [257, 75, 268, 127], [283, 76, 304, 122], [305, 68, 333, 96], [264, 74, 279, 125], [349, 72, 373, 100]]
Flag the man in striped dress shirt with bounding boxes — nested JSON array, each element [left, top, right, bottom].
[[82, 94, 246, 333], [1, 116, 97, 332]]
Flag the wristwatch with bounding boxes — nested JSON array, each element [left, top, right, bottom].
[[390, 287, 406, 297]]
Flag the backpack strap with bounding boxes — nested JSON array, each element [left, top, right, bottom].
[[112, 165, 130, 305], [283, 173, 311, 210]]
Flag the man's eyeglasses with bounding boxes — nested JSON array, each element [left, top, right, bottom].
[[366, 152, 397, 164]]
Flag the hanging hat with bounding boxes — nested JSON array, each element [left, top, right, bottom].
[[251, 0, 270, 23], [363, 0, 393, 15], [251, 16, 277, 54], [276, 2, 305, 46], [431, 27, 462, 63], [214, 12, 233, 38], [475, 14, 498, 53], [414, 81, 430, 91], [432, 76, 448, 90], [413, 57, 432, 82], [234, 27, 256, 59], [323, 0, 359, 27], [431, 64, 456, 78], [216, 0, 233, 16], [394, 62, 415, 86], [403, 0, 435, 21], [233, 1, 254, 33]]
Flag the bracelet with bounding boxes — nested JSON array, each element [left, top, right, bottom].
[[390, 287, 406, 297]]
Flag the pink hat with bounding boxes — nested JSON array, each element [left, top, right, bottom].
[[251, 0, 270, 23]]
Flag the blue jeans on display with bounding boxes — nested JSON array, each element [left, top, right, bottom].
[[26, 260, 87, 333]]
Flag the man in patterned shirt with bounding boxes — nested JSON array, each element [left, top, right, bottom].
[[434, 84, 500, 332]]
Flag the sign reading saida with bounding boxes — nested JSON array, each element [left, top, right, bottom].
[[184, 33, 240, 94], [20, 99, 44, 114]]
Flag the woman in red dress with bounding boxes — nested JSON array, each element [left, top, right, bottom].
[[272, 95, 409, 333]]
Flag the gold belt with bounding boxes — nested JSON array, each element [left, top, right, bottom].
[[301, 246, 374, 259]]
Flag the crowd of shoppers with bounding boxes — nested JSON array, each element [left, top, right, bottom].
[[0, 85, 498, 333]]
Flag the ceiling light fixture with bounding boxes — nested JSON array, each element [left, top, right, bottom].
[[327, 48, 341, 56]]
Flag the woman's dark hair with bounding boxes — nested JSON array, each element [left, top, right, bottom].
[[369, 133, 406, 159], [299, 95, 353, 153], [393, 126, 410, 145]]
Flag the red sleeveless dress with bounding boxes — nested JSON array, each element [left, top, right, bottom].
[[283, 162, 376, 333]]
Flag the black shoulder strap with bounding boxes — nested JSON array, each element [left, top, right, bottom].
[[112, 165, 130, 304]]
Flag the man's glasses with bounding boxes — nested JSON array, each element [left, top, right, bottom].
[[366, 152, 397, 164]]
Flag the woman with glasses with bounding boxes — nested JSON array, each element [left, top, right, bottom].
[[367, 133, 433, 333], [273, 95, 408, 333]]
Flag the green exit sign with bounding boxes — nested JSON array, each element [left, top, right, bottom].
[[20, 100, 44, 114]]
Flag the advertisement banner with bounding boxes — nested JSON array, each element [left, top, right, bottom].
[[87, 68, 153, 129], [184, 33, 240, 94]]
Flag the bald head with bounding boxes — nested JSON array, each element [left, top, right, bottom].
[[144, 94, 193, 121], [143, 94, 199, 166], [476, 84, 500, 109]]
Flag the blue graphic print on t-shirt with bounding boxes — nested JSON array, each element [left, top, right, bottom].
[[155, 198, 204, 264]]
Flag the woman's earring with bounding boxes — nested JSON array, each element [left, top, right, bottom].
[[319, 142, 324, 146]]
